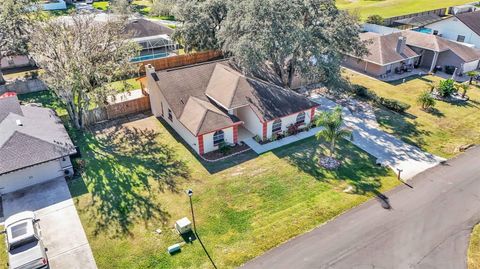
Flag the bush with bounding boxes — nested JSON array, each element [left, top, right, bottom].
[[219, 142, 231, 154], [417, 91, 436, 111], [350, 84, 410, 113], [444, 66, 456, 75], [365, 14, 384, 25], [438, 79, 456, 97]]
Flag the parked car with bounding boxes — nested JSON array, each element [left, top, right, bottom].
[[2, 211, 49, 269]]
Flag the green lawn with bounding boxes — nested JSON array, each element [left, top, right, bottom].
[[92, 1, 110, 11], [18, 90, 400, 268], [0, 226, 6, 269], [336, 0, 473, 20], [343, 69, 480, 158], [470, 224, 480, 269], [108, 77, 141, 92]]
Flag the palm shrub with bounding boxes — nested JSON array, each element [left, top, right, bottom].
[[417, 91, 435, 111], [315, 106, 352, 158], [466, 71, 479, 85], [455, 83, 470, 98], [437, 79, 456, 97]]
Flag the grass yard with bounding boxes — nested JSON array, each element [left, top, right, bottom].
[[92, 1, 110, 11], [108, 77, 142, 92], [343, 69, 480, 158], [0, 226, 5, 269], [469, 224, 480, 269], [336, 0, 473, 20], [18, 90, 400, 268], [68, 116, 399, 269]]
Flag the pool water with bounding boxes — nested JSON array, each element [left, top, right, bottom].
[[414, 28, 432, 34], [131, 52, 169, 63]]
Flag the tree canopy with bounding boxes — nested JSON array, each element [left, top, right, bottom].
[[29, 15, 141, 129], [173, 0, 367, 88]]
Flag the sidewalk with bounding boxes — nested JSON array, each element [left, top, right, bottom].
[[309, 93, 445, 180]]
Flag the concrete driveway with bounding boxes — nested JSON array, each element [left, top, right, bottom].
[[242, 146, 480, 269], [2, 178, 97, 269], [310, 94, 445, 179]]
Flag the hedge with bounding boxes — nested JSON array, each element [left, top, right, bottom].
[[351, 84, 411, 113]]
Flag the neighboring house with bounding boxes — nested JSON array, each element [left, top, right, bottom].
[[0, 55, 35, 71], [124, 19, 178, 62], [0, 93, 76, 194], [144, 61, 319, 155], [344, 29, 480, 78], [422, 11, 480, 48]]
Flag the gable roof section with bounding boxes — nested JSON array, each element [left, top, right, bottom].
[[403, 30, 480, 62], [124, 18, 173, 39], [0, 96, 23, 122], [359, 32, 419, 65], [0, 96, 76, 175], [152, 61, 317, 135], [179, 97, 240, 135], [455, 10, 480, 37]]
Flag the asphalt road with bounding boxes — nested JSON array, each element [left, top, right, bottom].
[[242, 146, 480, 269]]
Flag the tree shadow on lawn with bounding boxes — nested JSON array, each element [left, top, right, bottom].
[[386, 74, 432, 86], [76, 125, 190, 237], [273, 137, 390, 196], [373, 107, 431, 149]]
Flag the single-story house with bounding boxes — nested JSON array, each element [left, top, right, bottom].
[[144, 61, 319, 155], [0, 93, 76, 194], [124, 18, 178, 62], [422, 10, 480, 48], [344, 29, 480, 78]]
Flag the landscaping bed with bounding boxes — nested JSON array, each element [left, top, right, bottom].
[[202, 143, 251, 161]]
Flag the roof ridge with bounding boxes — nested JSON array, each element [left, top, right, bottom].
[[378, 35, 384, 65]]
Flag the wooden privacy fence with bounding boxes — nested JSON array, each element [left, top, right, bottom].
[[137, 50, 223, 73], [83, 94, 151, 126], [383, 8, 447, 27]]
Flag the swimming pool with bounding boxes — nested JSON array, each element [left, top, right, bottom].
[[131, 52, 169, 63], [414, 28, 432, 34]]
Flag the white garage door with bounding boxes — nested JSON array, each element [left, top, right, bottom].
[[463, 60, 480, 72], [0, 160, 64, 194]]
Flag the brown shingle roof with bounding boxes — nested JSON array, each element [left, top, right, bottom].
[[153, 61, 317, 136], [456, 11, 480, 37], [402, 30, 480, 62], [124, 18, 173, 39], [359, 32, 419, 65]]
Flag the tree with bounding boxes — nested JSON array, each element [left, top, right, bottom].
[[455, 82, 469, 98], [172, 0, 227, 52], [417, 91, 435, 111], [0, 0, 37, 85], [437, 79, 455, 97], [365, 15, 384, 25], [110, 0, 133, 15], [315, 106, 352, 158], [151, 0, 175, 17], [466, 71, 478, 85], [219, 0, 368, 88], [29, 14, 141, 129]]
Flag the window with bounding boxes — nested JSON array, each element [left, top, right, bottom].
[[168, 109, 173, 121], [213, 130, 224, 146], [296, 112, 306, 125], [433, 30, 439, 35], [457, 35, 466, 42], [272, 119, 282, 134]]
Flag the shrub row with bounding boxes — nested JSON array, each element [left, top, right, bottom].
[[351, 85, 411, 113]]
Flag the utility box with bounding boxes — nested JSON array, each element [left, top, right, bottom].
[[175, 217, 192, 234], [167, 243, 181, 254]]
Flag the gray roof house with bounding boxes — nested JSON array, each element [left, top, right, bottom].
[[0, 93, 76, 194]]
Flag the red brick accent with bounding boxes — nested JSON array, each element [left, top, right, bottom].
[[233, 125, 239, 144], [262, 122, 268, 140], [310, 107, 316, 122], [198, 135, 204, 155]]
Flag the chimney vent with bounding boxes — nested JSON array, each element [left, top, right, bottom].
[[396, 36, 407, 54], [16, 119, 23, 126]]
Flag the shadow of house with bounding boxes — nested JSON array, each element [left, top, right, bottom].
[[76, 125, 190, 237]]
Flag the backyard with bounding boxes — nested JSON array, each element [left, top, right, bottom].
[[336, 0, 474, 19], [18, 90, 400, 269], [343, 69, 480, 158]]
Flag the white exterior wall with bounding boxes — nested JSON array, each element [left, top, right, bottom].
[[0, 158, 72, 194], [235, 106, 263, 137], [463, 60, 480, 72], [426, 17, 480, 48], [265, 109, 314, 139], [202, 127, 234, 153], [145, 70, 200, 154]]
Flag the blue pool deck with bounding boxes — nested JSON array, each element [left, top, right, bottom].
[[131, 52, 170, 63]]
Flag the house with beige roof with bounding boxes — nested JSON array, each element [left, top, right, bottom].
[[344, 29, 480, 79], [144, 61, 319, 155]]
